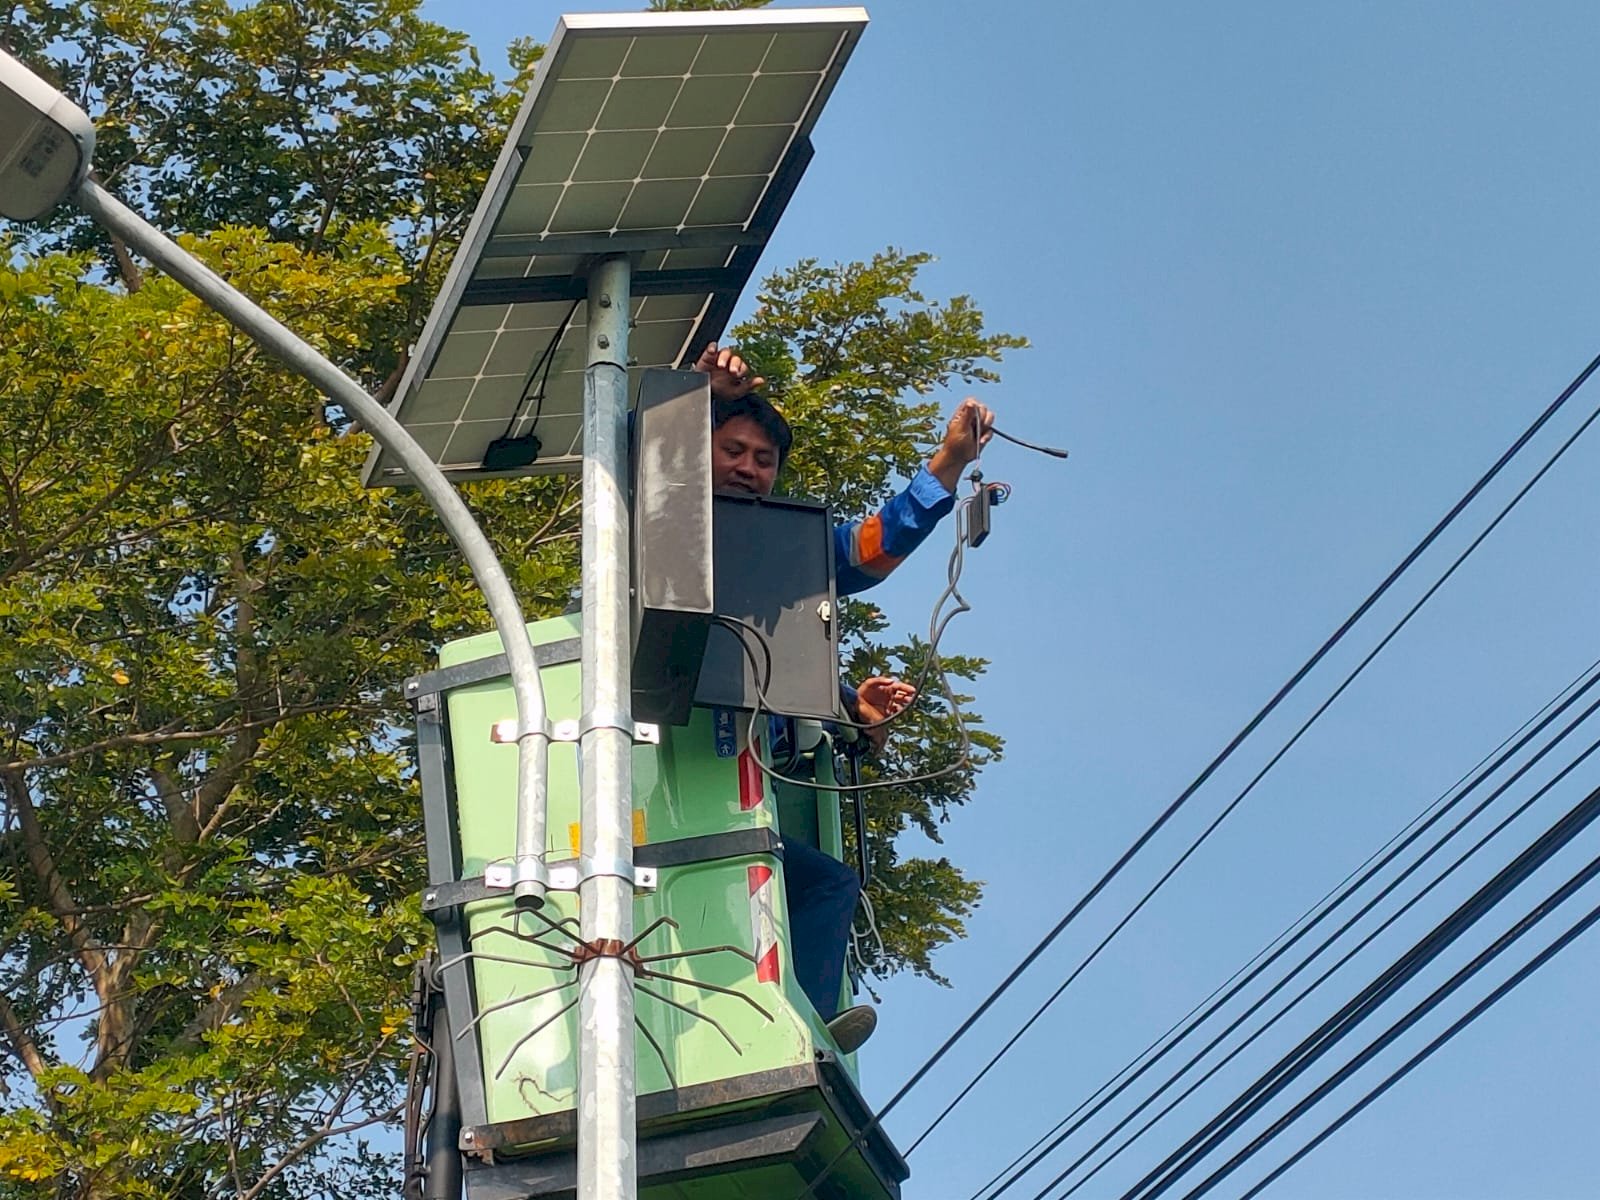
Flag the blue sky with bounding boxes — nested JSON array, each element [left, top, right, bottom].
[[428, 3, 1600, 1197]]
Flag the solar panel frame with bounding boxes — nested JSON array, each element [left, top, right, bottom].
[[363, 7, 867, 488]]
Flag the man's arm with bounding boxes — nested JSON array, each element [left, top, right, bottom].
[[834, 398, 996, 596], [835, 467, 955, 596]]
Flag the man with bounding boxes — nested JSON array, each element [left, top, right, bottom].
[[694, 343, 995, 1052]]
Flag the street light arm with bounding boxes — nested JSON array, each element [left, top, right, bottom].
[[74, 177, 554, 902]]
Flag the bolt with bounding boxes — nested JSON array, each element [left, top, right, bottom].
[[599, 294, 612, 308], [424, 891, 437, 905], [597, 334, 610, 349]]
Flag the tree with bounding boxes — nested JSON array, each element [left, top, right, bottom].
[[0, 0, 1023, 1193]]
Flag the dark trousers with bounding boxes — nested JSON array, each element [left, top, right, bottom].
[[781, 838, 861, 1021]]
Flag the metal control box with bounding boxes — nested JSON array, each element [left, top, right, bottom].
[[695, 492, 840, 722]]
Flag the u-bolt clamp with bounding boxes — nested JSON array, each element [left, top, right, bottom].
[[570, 938, 645, 972]]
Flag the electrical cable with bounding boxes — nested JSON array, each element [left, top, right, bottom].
[[967, 660, 1600, 1200], [711, 614, 774, 692], [971, 656, 1600, 1200], [1182, 839, 1600, 1200], [1034, 715, 1600, 1200], [789, 348, 1600, 1200], [1115, 780, 1600, 1200], [498, 299, 579, 439], [990, 426, 1069, 458], [910, 401, 1600, 1159], [1233, 883, 1600, 1200]]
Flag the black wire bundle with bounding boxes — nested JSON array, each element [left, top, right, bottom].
[[978, 659, 1600, 1200], [1153, 802, 1600, 1200], [1114, 779, 1600, 1200], [1231, 879, 1600, 1199]]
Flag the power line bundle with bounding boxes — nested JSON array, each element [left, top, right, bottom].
[[977, 657, 1600, 1199], [1115, 779, 1600, 1200]]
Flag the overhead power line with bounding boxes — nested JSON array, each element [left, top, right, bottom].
[[980, 663, 1600, 1200], [1117, 781, 1600, 1200], [795, 347, 1600, 1200], [967, 654, 1600, 1200], [1234, 880, 1600, 1200], [902, 353, 1600, 1159], [1187, 845, 1600, 1200], [1035, 721, 1600, 1200]]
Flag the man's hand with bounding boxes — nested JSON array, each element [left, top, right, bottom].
[[695, 341, 766, 401], [854, 676, 918, 753], [928, 397, 996, 491]]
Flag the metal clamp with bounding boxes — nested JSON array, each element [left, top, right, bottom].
[[483, 856, 549, 893], [579, 854, 657, 891], [551, 858, 658, 892], [487, 718, 555, 745], [489, 715, 658, 744], [483, 857, 656, 895], [582, 705, 660, 744]]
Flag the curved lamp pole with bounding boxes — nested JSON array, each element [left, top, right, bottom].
[[0, 48, 553, 904]]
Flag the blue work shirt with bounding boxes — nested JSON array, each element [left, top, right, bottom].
[[833, 466, 956, 597]]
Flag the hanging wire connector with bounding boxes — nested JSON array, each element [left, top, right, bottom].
[[967, 476, 1012, 549]]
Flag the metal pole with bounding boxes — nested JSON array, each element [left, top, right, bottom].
[[74, 179, 552, 906], [576, 253, 636, 1200], [423, 980, 464, 1200]]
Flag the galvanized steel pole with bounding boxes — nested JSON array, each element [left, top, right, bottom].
[[75, 179, 554, 908], [576, 253, 637, 1200]]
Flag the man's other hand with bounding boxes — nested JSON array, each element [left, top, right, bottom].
[[855, 676, 918, 752], [695, 341, 766, 400]]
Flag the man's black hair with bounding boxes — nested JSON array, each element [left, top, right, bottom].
[[712, 392, 793, 471]]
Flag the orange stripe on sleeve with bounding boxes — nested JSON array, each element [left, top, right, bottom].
[[855, 513, 903, 577]]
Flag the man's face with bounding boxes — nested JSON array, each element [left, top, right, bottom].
[[712, 415, 779, 496]]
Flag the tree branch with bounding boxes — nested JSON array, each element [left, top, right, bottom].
[[0, 768, 108, 983], [238, 1092, 403, 1200], [0, 986, 53, 1090], [3, 700, 365, 773]]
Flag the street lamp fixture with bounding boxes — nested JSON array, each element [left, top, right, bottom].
[[0, 49, 94, 220]]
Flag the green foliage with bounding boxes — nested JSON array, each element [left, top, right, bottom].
[[736, 251, 1028, 514], [0, 228, 577, 1197], [0, 0, 1025, 1193], [3, 0, 531, 351], [648, 1, 772, 10]]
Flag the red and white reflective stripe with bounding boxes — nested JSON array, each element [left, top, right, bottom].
[[737, 748, 764, 811], [747, 863, 780, 984]]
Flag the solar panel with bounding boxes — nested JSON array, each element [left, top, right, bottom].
[[363, 7, 868, 487]]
